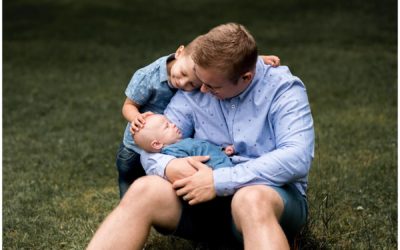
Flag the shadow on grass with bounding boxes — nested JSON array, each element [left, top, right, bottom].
[[145, 229, 243, 250], [144, 224, 328, 250]]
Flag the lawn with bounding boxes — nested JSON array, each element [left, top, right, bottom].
[[3, 0, 397, 249]]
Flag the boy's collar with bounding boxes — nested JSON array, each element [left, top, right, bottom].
[[160, 53, 176, 85]]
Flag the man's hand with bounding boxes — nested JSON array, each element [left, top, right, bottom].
[[165, 156, 210, 183], [172, 157, 216, 205]]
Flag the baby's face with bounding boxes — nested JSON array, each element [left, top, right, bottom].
[[147, 115, 182, 146], [170, 52, 203, 92]]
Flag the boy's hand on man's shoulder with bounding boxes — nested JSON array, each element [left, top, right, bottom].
[[261, 55, 281, 67]]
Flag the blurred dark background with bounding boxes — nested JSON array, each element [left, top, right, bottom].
[[3, 0, 397, 248]]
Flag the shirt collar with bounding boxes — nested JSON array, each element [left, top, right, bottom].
[[159, 53, 175, 85]]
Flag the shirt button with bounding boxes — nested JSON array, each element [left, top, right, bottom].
[[231, 104, 236, 109]]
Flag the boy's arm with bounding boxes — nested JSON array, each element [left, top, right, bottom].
[[260, 55, 281, 67], [122, 98, 153, 134], [122, 98, 140, 122]]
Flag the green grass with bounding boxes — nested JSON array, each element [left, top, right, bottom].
[[3, 0, 397, 249]]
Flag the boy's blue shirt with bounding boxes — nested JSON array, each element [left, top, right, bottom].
[[122, 54, 176, 152], [161, 138, 233, 170]]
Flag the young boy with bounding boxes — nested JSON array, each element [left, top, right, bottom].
[[133, 114, 234, 169], [116, 38, 280, 198]]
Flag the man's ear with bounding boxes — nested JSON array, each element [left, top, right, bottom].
[[175, 45, 185, 58], [241, 72, 253, 84], [151, 140, 164, 150]]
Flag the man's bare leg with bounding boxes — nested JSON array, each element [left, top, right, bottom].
[[231, 185, 289, 250], [87, 176, 181, 250]]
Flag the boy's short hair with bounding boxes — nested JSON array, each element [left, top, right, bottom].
[[191, 23, 258, 83]]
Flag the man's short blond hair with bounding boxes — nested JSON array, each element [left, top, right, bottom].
[[192, 23, 258, 82]]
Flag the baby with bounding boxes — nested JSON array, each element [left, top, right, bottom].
[[133, 114, 234, 169]]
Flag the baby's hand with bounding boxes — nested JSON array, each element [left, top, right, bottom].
[[224, 145, 235, 156], [130, 111, 153, 134], [262, 55, 281, 67]]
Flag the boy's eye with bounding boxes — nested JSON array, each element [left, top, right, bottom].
[[181, 72, 187, 77]]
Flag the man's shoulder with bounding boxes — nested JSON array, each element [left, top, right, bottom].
[[259, 64, 304, 90], [251, 63, 306, 104], [265, 65, 295, 81]]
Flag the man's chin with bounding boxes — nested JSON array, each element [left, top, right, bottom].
[[216, 95, 226, 100], [210, 93, 223, 100]]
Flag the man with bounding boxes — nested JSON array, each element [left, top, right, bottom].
[[88, 23, 314, 250]]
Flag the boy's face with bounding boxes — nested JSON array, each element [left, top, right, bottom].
[[193, 65, 252, 100], [146, 114, 182, 146], [169, 46, 203, 92]]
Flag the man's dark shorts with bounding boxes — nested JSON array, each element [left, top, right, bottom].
[[156, 184, 307, 245]]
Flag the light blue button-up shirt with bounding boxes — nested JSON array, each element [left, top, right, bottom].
[[141, 58, 315, 196]]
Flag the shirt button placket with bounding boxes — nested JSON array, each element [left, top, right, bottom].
[[230, 99, 239, 142]]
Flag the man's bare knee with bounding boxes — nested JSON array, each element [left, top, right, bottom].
[[120, 176, 171, 208], [232, 186, 284, 222], [121, 176, 181, 229]]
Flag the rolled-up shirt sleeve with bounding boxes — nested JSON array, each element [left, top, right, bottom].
[[140, 151, 176, 178]]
